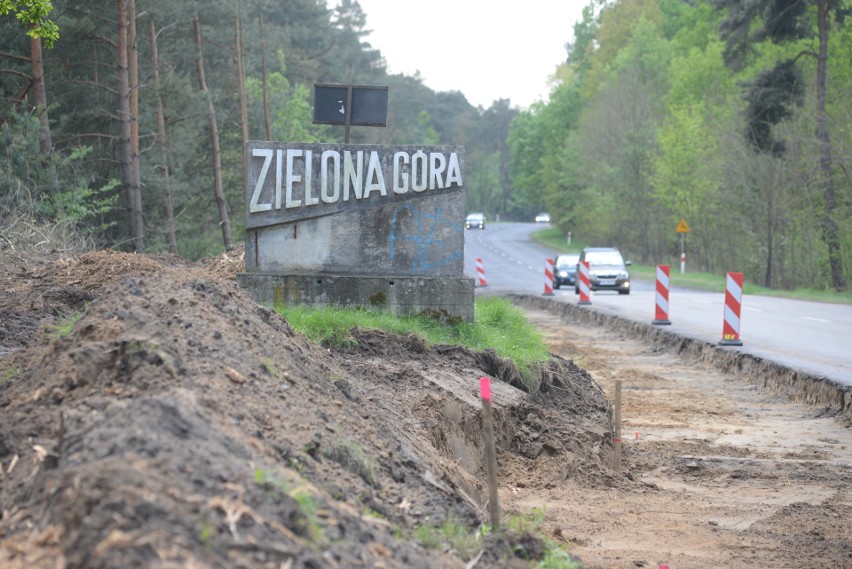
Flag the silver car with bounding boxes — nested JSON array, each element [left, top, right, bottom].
[[465, 213, 486, 230], [574, 247, 631, 295]]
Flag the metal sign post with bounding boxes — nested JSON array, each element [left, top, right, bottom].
[[675, 218, 690, 274]]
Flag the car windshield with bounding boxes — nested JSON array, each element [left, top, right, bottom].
[[585, 251, 624, 266], [556, 256, 579, 268], [466, 213, 484, 220]]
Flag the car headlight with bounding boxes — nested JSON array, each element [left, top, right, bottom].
[[618, 271, 629, 279]]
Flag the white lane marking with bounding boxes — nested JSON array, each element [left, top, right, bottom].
[[802, 316, 831, 323], [693, 299, 713, 304], [742, 306, 761, 312]]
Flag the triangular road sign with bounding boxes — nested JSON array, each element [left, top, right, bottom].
[[675, 218, 690, 233]]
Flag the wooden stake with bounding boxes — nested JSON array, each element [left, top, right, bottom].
[[480, 377, 500, 530], [614, 380, 622, 471]]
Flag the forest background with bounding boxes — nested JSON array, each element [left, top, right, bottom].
[[1, 0, 850, 292]]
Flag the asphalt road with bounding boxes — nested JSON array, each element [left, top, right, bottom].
[[464, 222, 852, 387]]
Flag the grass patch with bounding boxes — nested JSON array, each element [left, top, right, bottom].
[[45, 310, 84, 342], [321, 438, 378, 487], [276, 297, 550, 388], [411, 509, 581, 567], [0, 365, 20, 384], [261, 357, 278, 378], [412, 515, 485, 560], [254, 468, 325, 545], [530, 226, 586, 255]]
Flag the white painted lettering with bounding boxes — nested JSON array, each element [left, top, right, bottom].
[[393, 152, 409, 195], [429, 153, 446, 190], [411, 150, 428, 193], [343, 151, 363, 201], [250, 148, 273, 212], [275, 149, 283, 209], [363, 151, 387, 198], [304, 150, 318, 206], [321, 150, 340, 204], [446, 152, 463, 186], [285, 149, 302, 208]]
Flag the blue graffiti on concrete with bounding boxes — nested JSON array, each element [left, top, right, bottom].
[[389, 205, 463, 271]]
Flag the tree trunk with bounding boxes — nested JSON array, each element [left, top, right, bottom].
[[128, 0, 144, 251], [29, 36, 52, 155], [193, 11, 233, 249], [150, 19, 178, 254], [235, 5, 249, 185], [259, 11, 272, 140], [116, 0, 140, 251], [816, 0, 845, 291]]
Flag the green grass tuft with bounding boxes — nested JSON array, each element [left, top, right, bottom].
[[45, 310, 84, 343], [0, 365, 20, 384], [276, 297, 550, 388], [322, 438, 378, 487], [412, 515, 484, 560]]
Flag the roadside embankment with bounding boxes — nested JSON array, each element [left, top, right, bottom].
[[510, 294, 852, 425]]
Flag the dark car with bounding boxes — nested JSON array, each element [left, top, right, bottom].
[[574, 247, 631, 295], [465, 212, 486, 230], [553, 253, 580, 289]]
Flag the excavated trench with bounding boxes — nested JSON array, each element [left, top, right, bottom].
[[510, 294, 852, 425]]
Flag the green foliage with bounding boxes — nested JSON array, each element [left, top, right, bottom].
[[504, 506, 547, 534], [0, 112, 117, 236], [537, 548, 583, 569], [45, 310, 83, 342], [0, 0, 517, 257], [507, 0, 850, 292], [0, 0, 58, 47], [260, 358, 278, 378], [197, 521, 215, 549], [0, 0, 846, 290], [0, 365, 20, 384], [245, 54, 322, 143], [412, 515, 484, 560], [276, 297, 550, 391], [254, 468, 325, 545]]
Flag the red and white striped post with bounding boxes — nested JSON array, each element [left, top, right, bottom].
[[543, 258, 554, 296], [652, 264, 672, 325], [476, 258, 487, 287], [577, 261, 592, 305], [720, 272, 744, 346]]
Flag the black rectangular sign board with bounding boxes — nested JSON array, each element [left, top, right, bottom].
[[313, 84, 388, 127]]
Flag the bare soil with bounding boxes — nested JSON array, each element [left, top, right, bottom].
[[1, 247, 850, 568]]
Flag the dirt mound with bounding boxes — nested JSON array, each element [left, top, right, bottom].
[[0, 249, 613, 568]]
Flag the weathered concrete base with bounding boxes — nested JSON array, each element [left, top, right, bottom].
[[237, 273, 475, 322]]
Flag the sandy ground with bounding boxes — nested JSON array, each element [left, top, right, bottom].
[[0, 245, 850, 568], [508, 305, 852, 568]]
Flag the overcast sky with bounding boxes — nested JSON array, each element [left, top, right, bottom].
[[350, 0, 589, 109]]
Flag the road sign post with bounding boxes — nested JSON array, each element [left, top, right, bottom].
[[675, 218, 689, 274]]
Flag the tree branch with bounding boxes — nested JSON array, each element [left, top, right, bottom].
[[0, 51, 31, 63]]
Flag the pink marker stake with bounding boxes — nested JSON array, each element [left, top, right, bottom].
[[479, 376, 492, 402], [479, 375, 500, 529]]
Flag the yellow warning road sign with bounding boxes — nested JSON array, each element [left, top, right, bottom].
[[675, 218, 690, 233]]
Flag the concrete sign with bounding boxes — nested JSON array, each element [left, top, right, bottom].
[[238, 141, 474, 321]]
